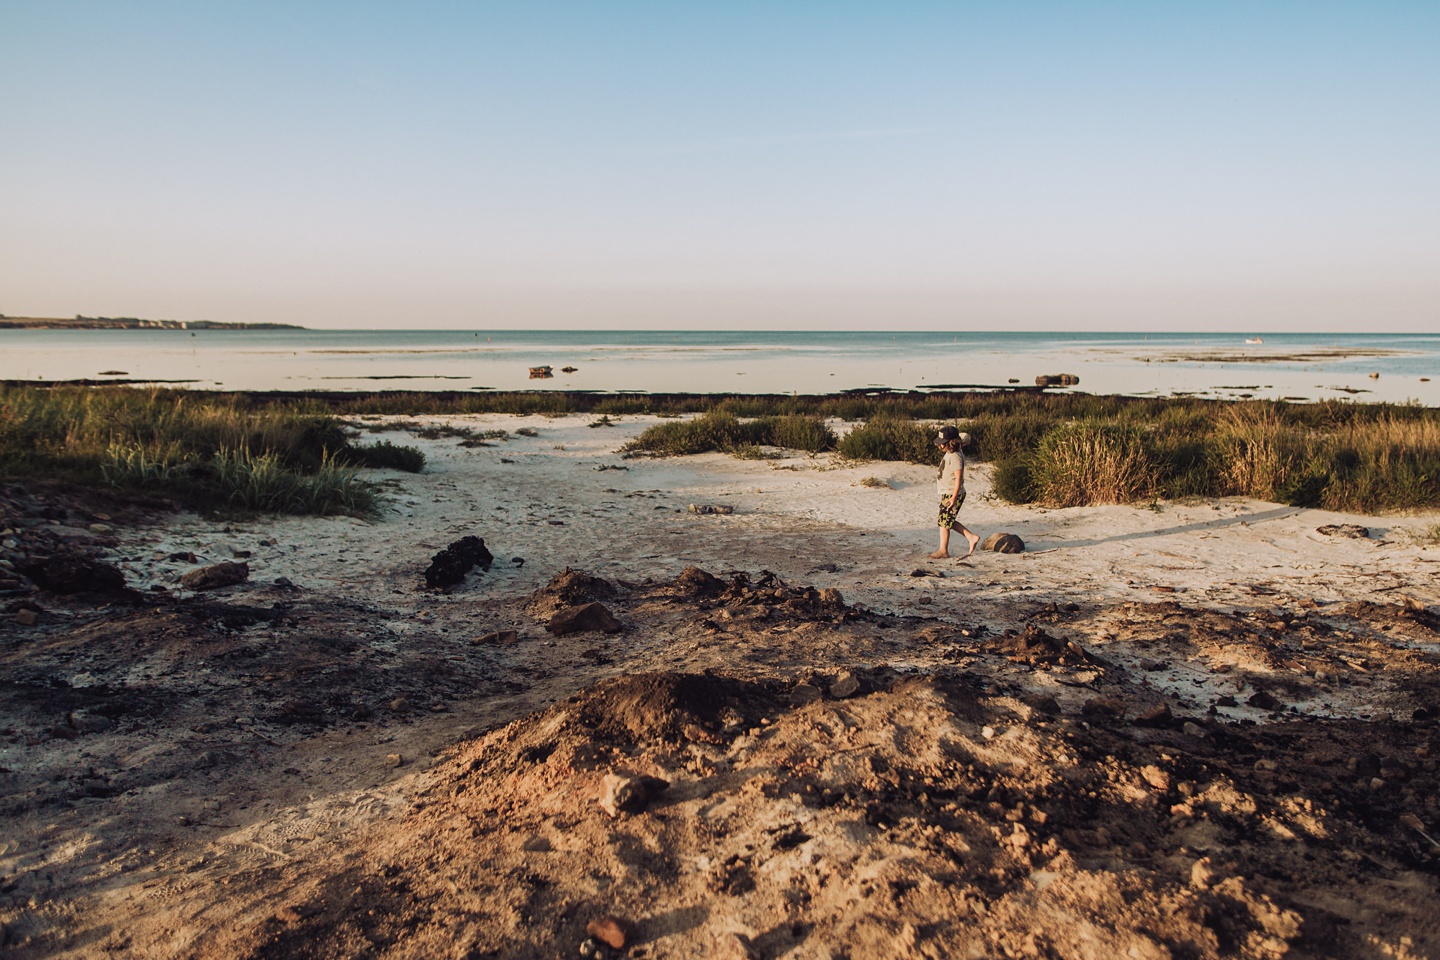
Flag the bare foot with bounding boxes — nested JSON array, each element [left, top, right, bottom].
[[928, 550, 949, 559], [963, 534, 980, 557]]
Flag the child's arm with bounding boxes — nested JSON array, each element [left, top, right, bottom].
[[947, 455, 963, 503]]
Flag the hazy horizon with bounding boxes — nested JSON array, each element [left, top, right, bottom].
[[3, 3, 1437, 332]]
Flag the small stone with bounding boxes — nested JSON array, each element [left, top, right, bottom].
[[790, 683, 822, 706], [1133, 703, 1173, 727], [88, 523, 113, 534], [1369, 777, 1386, 791], [1140, 765, 1171, 791], [585, 916, 631, 950], [473, 630, 520, 646], [389, 698, 410, 713], [599, 772, 669, 818], [1316, 524, 1369, 539], [1247, 691, 1283, 712], [275, 902, 322, 923], [181, 561, 250, 591], [829, 674, 862, 699], [385, 753, 404, 768], [521, 835, 552, 852], [1182, 721, 1208, 738], [15, 609, 37, 626], [70, 710, 114, 733], [1082, 697, 1127, 718]]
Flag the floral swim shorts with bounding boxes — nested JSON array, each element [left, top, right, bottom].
[[938, 491, 967, 529]]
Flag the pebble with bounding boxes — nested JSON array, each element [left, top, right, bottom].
[[1140, 765, 1170, 791], [1182, 721, 1208, 738], [981, 725, 997, 740], [88, 523, 113, 534], [385, 753, 404, 769], [829, 674, 862, 699], [1369, 777, 1386, 791], [585, 916, 631, 950], [790, 684, 822, 706], [389, 698, 410, 713], [15, 609, 37, 626]]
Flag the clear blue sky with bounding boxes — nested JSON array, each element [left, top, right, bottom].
[[2, 1, 1436, 330]]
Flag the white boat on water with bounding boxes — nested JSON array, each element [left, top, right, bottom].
[[1245, 337, 1264, 344]]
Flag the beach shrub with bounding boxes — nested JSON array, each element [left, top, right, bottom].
[[991, 457, 1036, 504], [1026, 422, 1160, 507], [763, 415, 836, 453], [209, 448, 376, 516], [347, 440, 425, 473], [837, 418, 937, 464]]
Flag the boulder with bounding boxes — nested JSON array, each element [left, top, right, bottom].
[[423, 536, 493, 589], [548, 602, 623, 636], [980, 532, 1025, 554], [21, 554, 128, 594], [181, 561, 249, 591]]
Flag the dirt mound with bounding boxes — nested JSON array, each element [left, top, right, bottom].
[[172, 670, 1439, 960], [985, 624, 1097, 666], [561, 671, 785, 746], [525, 567, 618, 618]]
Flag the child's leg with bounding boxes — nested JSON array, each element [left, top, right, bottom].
[[953, 522, 981, 557], [930, 526, 951, 559]]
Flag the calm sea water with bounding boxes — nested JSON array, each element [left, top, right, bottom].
[[3, 329, 1438, 403]]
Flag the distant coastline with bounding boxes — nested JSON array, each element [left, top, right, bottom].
[[0, 315, 304, 330]]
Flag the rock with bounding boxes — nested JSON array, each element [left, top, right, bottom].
[[181, 561, 250, 591], [1082, 697, 1127, 718], [88, 522, 113, 534], [14, 609, 37, 626], [689, 504, 734, 515], [423, 536, 493, 589], [473, 630, 520, 646], [69, 710, 114, 733], [585, 916, 632, 950], [980, 532, 1025, 554], [1247, 691, 1284, 712], [385, 753, 404, 768], [389, 697, 410, 713], [1369, 777, 1386, 791], [790, 683, 822, 706], [981, 725, 997, 740], [1035, 373, 1079, 387], [1214, 695, 1238, 708], [548, 602, 623, 636], [1133, 703, 1173, 727], [830, 674, 862, 699], [1182, 721, 1208, 738], [1140, 765, 1171, 791], [1316, 524, 1369, 539], [817, 587, 844, 608], [598, 772, 669, 818], [22, 554, 129, 594]]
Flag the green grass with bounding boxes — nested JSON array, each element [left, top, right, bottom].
[[0, 385, 420, 516], [6, 385, 1439, 513]]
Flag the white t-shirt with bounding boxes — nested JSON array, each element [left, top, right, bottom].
[[937, 450, 965, 496]]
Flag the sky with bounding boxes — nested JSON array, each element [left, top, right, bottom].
[[1, 1, 1437, 331]]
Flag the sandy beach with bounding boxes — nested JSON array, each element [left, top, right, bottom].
[[3, 412, 1439, 958]]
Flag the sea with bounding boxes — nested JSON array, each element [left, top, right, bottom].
[[2, 329, 1438, 404]]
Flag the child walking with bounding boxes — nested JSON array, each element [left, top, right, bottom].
[[930, 425, 981, 559]]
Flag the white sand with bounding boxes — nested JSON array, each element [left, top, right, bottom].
[[124, 411, 1440, 652]]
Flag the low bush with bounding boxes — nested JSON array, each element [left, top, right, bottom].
[[347, 440, 426, 473], [837, 419, 937, 464]]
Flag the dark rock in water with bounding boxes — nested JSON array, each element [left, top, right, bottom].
[[1035, 373, 1079, 387], [181, 561, 250, 591], [423, 535, 493, 589], [548, 602, 623, 635], [980, 532, 1025, 554], [1316, 524, 1369, 539], [22, 553, 128, 594]]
